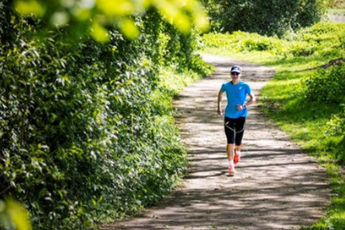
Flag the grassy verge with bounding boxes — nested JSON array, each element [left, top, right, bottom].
[[200, 22, 345, 229]]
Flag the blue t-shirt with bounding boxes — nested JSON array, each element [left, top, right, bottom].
[[221, 81, 252, 118]]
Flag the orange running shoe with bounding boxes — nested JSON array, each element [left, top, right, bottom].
[[234, 149, 241, 165]]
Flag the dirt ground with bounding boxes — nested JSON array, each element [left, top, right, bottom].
[[104, 54, 331, 230], [328, 13, 345, 23]]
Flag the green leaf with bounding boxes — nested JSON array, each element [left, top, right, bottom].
[[3, 199, 32, 230]]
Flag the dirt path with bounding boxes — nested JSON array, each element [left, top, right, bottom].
[[106, 54, 331, 230]]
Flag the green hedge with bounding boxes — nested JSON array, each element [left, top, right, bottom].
[[0, 3, 213, 229]]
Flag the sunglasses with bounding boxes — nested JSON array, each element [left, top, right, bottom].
[[231, 72, 240, 75]]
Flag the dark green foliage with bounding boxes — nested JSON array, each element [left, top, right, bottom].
[[201, 0, 327, 36], [0, 3, 211, 229]]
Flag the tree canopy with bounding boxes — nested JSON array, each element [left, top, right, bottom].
[[201, 0, 327, 36]]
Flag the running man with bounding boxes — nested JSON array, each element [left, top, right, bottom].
[[217, 66, 256, 175]]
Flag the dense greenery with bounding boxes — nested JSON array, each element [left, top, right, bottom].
[[201, 21, 345, 229], [0, 2, 213, 229], [201, 0, 327, 36]]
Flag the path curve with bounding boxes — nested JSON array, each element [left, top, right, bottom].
[[106, 54, 330, 230]]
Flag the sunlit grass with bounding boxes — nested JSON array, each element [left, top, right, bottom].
[[200, 48, 277, 65]]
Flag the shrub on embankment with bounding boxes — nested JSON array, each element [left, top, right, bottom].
[[201, 22, 345, 58], [0, 3, 213, 229]]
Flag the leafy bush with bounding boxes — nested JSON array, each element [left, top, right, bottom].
[[284, 22, 345, 57], [304, 62, 345, 103], [0, 4, 213, 230], [201, 22, 345, 59]]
